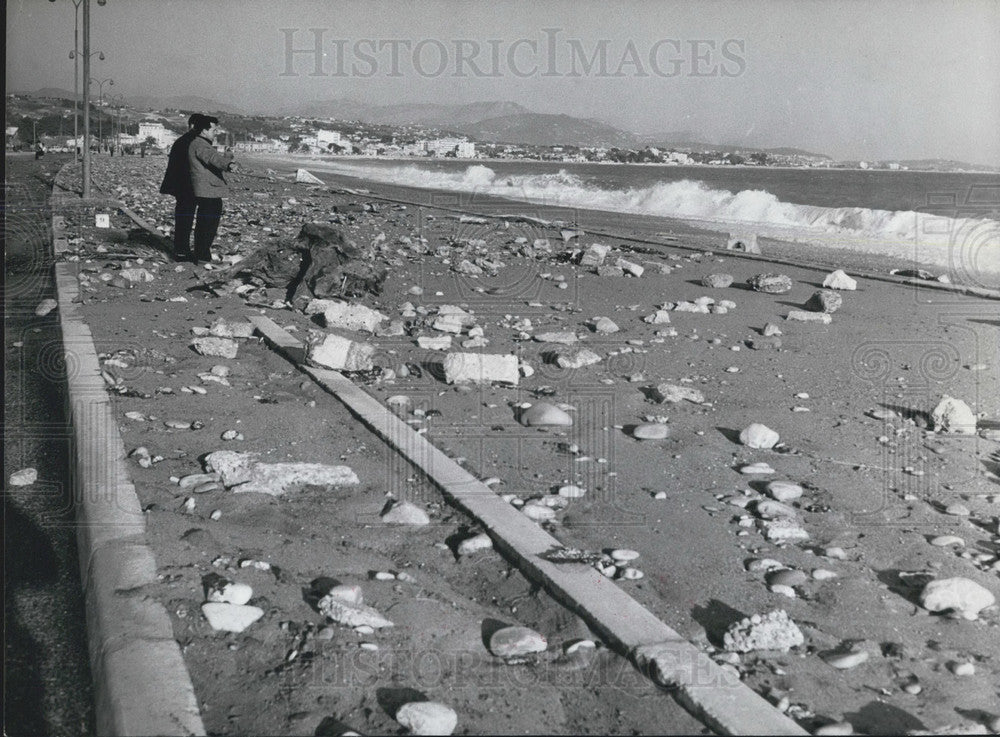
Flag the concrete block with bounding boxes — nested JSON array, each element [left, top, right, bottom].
[[308, 333, 375, 371], [443, 352, 519, 385]]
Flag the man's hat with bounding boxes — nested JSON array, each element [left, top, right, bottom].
[[188, 113, 219, 129]]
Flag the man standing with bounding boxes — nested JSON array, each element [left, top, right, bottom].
[[160, 114, 235, 264]]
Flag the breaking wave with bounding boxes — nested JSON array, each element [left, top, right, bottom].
[[304, 160, 1000, 273]]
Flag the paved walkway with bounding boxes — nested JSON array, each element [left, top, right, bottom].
[[4, 153, 95, 736]]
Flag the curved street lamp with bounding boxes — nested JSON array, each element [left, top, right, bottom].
[[50, 0, 107, 197], [110, 93, 125, 154], [90, 77, 114, 150]]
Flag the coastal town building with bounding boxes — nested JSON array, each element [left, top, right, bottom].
[[137, 121, 178, 148]]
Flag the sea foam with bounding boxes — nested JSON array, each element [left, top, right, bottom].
[[302, 161, 1000, 277]]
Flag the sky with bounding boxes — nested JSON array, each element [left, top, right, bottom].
[[7, 0, 1000, 164]]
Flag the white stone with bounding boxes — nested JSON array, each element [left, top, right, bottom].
[[814, 723, 854, 736], [557, 485, 587, 498], [443, 353, 519, 385], [822, 269, 858, 290], [381, 501, 430, 525], [555, 348, 602, 369], [519, 403, 573, 427], [919, 577, 996, 619], [201, 602, 264, 632], [309, 334, 375, 371], [740, 423, 780, 449], [723, 609, 803, 653], [930, 535, 965, 548], [308, 300, 387, 333], [580, 243, 610, 266], [766, 480, 803, 501], [489, 625, 547, 657], [823, 650, 869, 669], [760, 518, 809, 542], [786, 310, 832, 324], [205, 451, 358, 495], [632, 423, 670, 440], [654, 384, 704, 404], [644, 310, 672, 324], [207, 582, 253, 606], [294, 168, 325, 184], [610, 549, 640, 563], [592, 317, 619, 333], [9, 468, 38, 486], [35, 299, 57, 316], [416, 336, 452, 351], [395, 702, 458, 736], [812, 569, 838, 581], [740, 462, 776, 475], [457, 532, 493, 556], [534, 331, 578, 344], [521, 503, 557, 521], [616, 258, 644, 277], [931, 396, 977, 434], [318, 594, 394, 628], [192, 337, 239, 359], [755, 500, 798, 520]]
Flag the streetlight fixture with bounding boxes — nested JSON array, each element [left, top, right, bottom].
[[68, 48, 104, 156], [90, 77, 114, 151], [49, 0, 107, 198], [110, 93, 125, 155]]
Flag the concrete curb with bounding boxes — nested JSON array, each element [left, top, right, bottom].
[[50, 187, 206, 736], [249, 314, 807, 736]]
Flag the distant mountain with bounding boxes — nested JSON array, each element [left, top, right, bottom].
[[14, 87, 77, 101], [288, 98, 531, 127], [128, 95, 246, 115], [895, 158, 999, 172], [643, 132, 830, 159], [457, 113, 639, 148]]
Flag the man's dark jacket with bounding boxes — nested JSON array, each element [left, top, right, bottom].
[[159, 130, 198, 198]]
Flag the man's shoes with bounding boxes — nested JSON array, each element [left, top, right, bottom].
[[175, 250, 195, 264]]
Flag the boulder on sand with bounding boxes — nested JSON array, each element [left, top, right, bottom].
[[294, 168, 325, 185], [931, 395, 977, 434]]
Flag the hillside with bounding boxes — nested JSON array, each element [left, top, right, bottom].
[[458, 113, 639, 147]]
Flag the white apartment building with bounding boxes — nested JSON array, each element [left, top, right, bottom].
[[137, 121, 178, 148]]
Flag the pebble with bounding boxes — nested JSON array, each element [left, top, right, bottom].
[[653, 383, 705, 404], [9, 468, 38, 486], [787, 310, 832, 324], [557, 484, 587, 498], [762, 322, 783, 337], [944, 503, 970, 516], [201, 602, 264, 633], [619, 567, 644, 580], [919, 577, 996, 620], [702, 273, 734, 288], [456, 532, 493, 556], [812, 569, 838, 581], [766, 480, 803, 501], [768, 569, 808, 587], [814, 722, 854, 736], [902, 681, 922, 695], [756, 500, 798, 520], [739, 423, 780, 449], [740, 462, 776, 475], [950, 661, 975, 676], [770, 584, 797, 598], [207, 582, 254, 606], [592, 317, 619, 333], [930, 535, 965, 547], [610, 548, 640, 563], [632, 423, 670, 440], [823, 650, 869, 669], [395, 702, 458, 736], [489, 625, 547, 658], [381, 501, 431, 525], [221, 429, 243, 441], [521, 503, 557, 522], [519, 402, 573, 427], [823, 546, 847, 560], [35, 298, 58, 316]]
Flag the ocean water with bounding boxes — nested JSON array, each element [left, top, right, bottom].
[[284, 157, 1000, 275]]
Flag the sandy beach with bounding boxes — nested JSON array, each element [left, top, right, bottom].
[[40, 152, 1000, 735]]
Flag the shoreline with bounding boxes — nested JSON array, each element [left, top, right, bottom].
[[243, 152, 1000, 286]]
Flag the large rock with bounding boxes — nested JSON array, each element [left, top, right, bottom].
[[309, 333, 375, 371], [748, 273, 793, 294], [592, 317, 619, 334], [519, 403, 573, 427], [395, 702, 458, 736], [318, 593, 394, 628], [766, 480, 803, 501], [805, 290, 843, 313], [632, 423, 670, 440], [204, 451, 359, 495], [306, 299, 386, 332], [9, 468, 38, 486], [201, 602, 264, 632], [192, 337, 239, 359], [294, 168, 325, 184], [653, 384, 705, 404], [580, 243, 610, 267], [786, 310, 832, 324], [702, 273, 734, 289], [616, 258, 644, 277], [555, 348, 602, 369], [489, 625, 547, 658], [931, 396, 977, 434], [822, 269, 858, 290], [381, 501, 430, 525], [723, 610, 804, 653], [443, 353, 519, 385], [739, 423, 780, 449], [919, 577, 995, 620]]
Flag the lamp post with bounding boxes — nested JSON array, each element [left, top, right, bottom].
[[82, 0, 107, 197], [69, 48, 105, 155], [90, 77, 113, 152], [110, 93, 125, 155]]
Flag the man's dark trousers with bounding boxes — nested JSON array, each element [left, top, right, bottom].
[[174, 196, 223, 261]]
